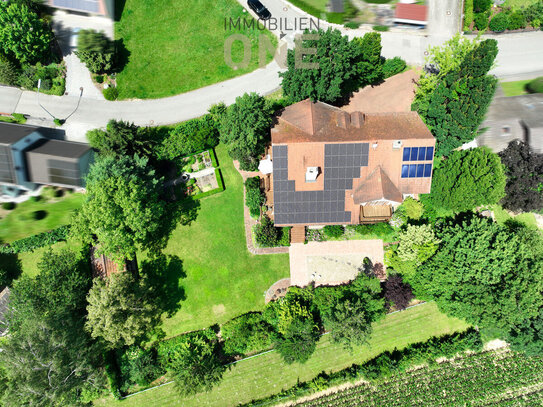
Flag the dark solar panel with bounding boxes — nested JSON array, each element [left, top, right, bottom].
[[272, 143, 369, 225], [0, 146, 15, 184]]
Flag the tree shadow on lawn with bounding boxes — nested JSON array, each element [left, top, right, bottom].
[[0, 240, 23, 287], [141, 254, 186, 319]]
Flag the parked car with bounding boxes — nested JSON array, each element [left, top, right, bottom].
[[70, 27, 81, 49], [247, 0, 271, 20]]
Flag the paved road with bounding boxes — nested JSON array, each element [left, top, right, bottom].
[[1, 0, 542, 140]]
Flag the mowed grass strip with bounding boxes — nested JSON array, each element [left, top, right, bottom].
[[96, 302, 468, 407], [159, 144, 289, 336], [115, 0, 277, 99], [500, 79, 531, 97], [0, 193, 84, 243]]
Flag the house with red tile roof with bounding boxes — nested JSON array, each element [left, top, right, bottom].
[[394, 3, 428, 27], [265, 99, 435, 228]]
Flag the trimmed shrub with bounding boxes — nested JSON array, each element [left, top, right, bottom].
[[323, 225, 344, 238], [372, 25, 389, 31], [344, 21, 361, 29], [474, 12, 489, 30], [489, 13, 510, 32], [507, 11, 527, 30], [95, 75, 104, 84], [103, 86, 118, 101], [221, 312, 274, 356], [254, 216, 281, 247], [383, 57, 406, 78], [75, 29, 115, 74], [326, 12, 344, 24], [29, 195, 41, 202], [527, 76, 543, 93], [32, 210, 47, 220], [2, 202, 16, 210]]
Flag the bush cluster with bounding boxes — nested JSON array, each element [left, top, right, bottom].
[[254, 215, 282, 247], [75, 30, 115, 74], [161, 115, 219, 161], [103, 86, 118, 101], [221, 312, 274, 356], [0, 225, 69, 254], [482, 1, 543, 32], [323, 225, 344, 238], [245, 177, 264, 218], [527, 76, 543, 93], [383, 57, 406, 78]]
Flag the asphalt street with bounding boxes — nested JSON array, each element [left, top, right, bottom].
[[0, 0, 542, 140]]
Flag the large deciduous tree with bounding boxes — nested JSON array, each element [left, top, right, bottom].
[[218, 92, 273, 170], [498, 140, 543, 212], [280, 29, 383, 104], [429, 147, 506, 212], [71, 155, 166, 262], [85, 272, 161, 348], [407, 213, 543, 338], [413, 38, 498, 156], [0, 318, 103, 407], [264, 287, 321, 364], [0, 3, 52, 64]]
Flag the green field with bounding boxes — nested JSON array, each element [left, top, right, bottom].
[[293, 349, 543, 406], [96, 302, 468, 407], [157, 144, 289, 336], [115, 0, 277, 99], [500, 80, 531, 97], [0, 192, 84, 243]]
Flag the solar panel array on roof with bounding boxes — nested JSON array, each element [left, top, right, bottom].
[[53, 0, 99, 13], [273, 143, 369, 225], [0, 146, 15, 184]]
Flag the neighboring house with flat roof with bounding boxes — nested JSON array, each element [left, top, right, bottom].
[[266, 99, 435, 227], [477, 93, 543, 154], [48, 0, 114, 18], [0, 123, 94, 197]]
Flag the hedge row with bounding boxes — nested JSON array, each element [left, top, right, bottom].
[[240, 327, 482, 406], [0, 225, 70, 254]]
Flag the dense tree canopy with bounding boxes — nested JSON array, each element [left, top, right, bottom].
[[407, 213, 543, 337], [158, 329, 226, 395], [0, 249, 100, 407], [0, 318, 103, 407], [413, 38, 498, 156], [498, 141, 543, 212], [0, 3, 52, 64], [280, 29, 383, 104], [87, 120, 162, 163], [71, 155, 166, 262], [8, 249, 92, 331], [264, 287, 321, 364], [161, 115, 219, 160], [85, 272, 161, 348], [429, 147, 506, 212], [218, 92, 273, 170]]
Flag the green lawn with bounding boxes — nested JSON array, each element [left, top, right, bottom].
[[304, 0, 328, 11], [158, 145, 289, 337], [500, 80, 531, 97], [96, 302, 468, 407], [115, 0, 277, 99], [491, 205, 539, 229], [504, 0, 540, 7], [0, 192, 84, 243]]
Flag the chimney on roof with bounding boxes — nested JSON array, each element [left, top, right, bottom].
[[350, 112, 365, 128], [305, 166, 319, 183], [336, 112, 350, 128]]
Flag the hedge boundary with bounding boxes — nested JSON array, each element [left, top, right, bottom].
[[240, 327, 482, 407], [0, 225, 70, 254]]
